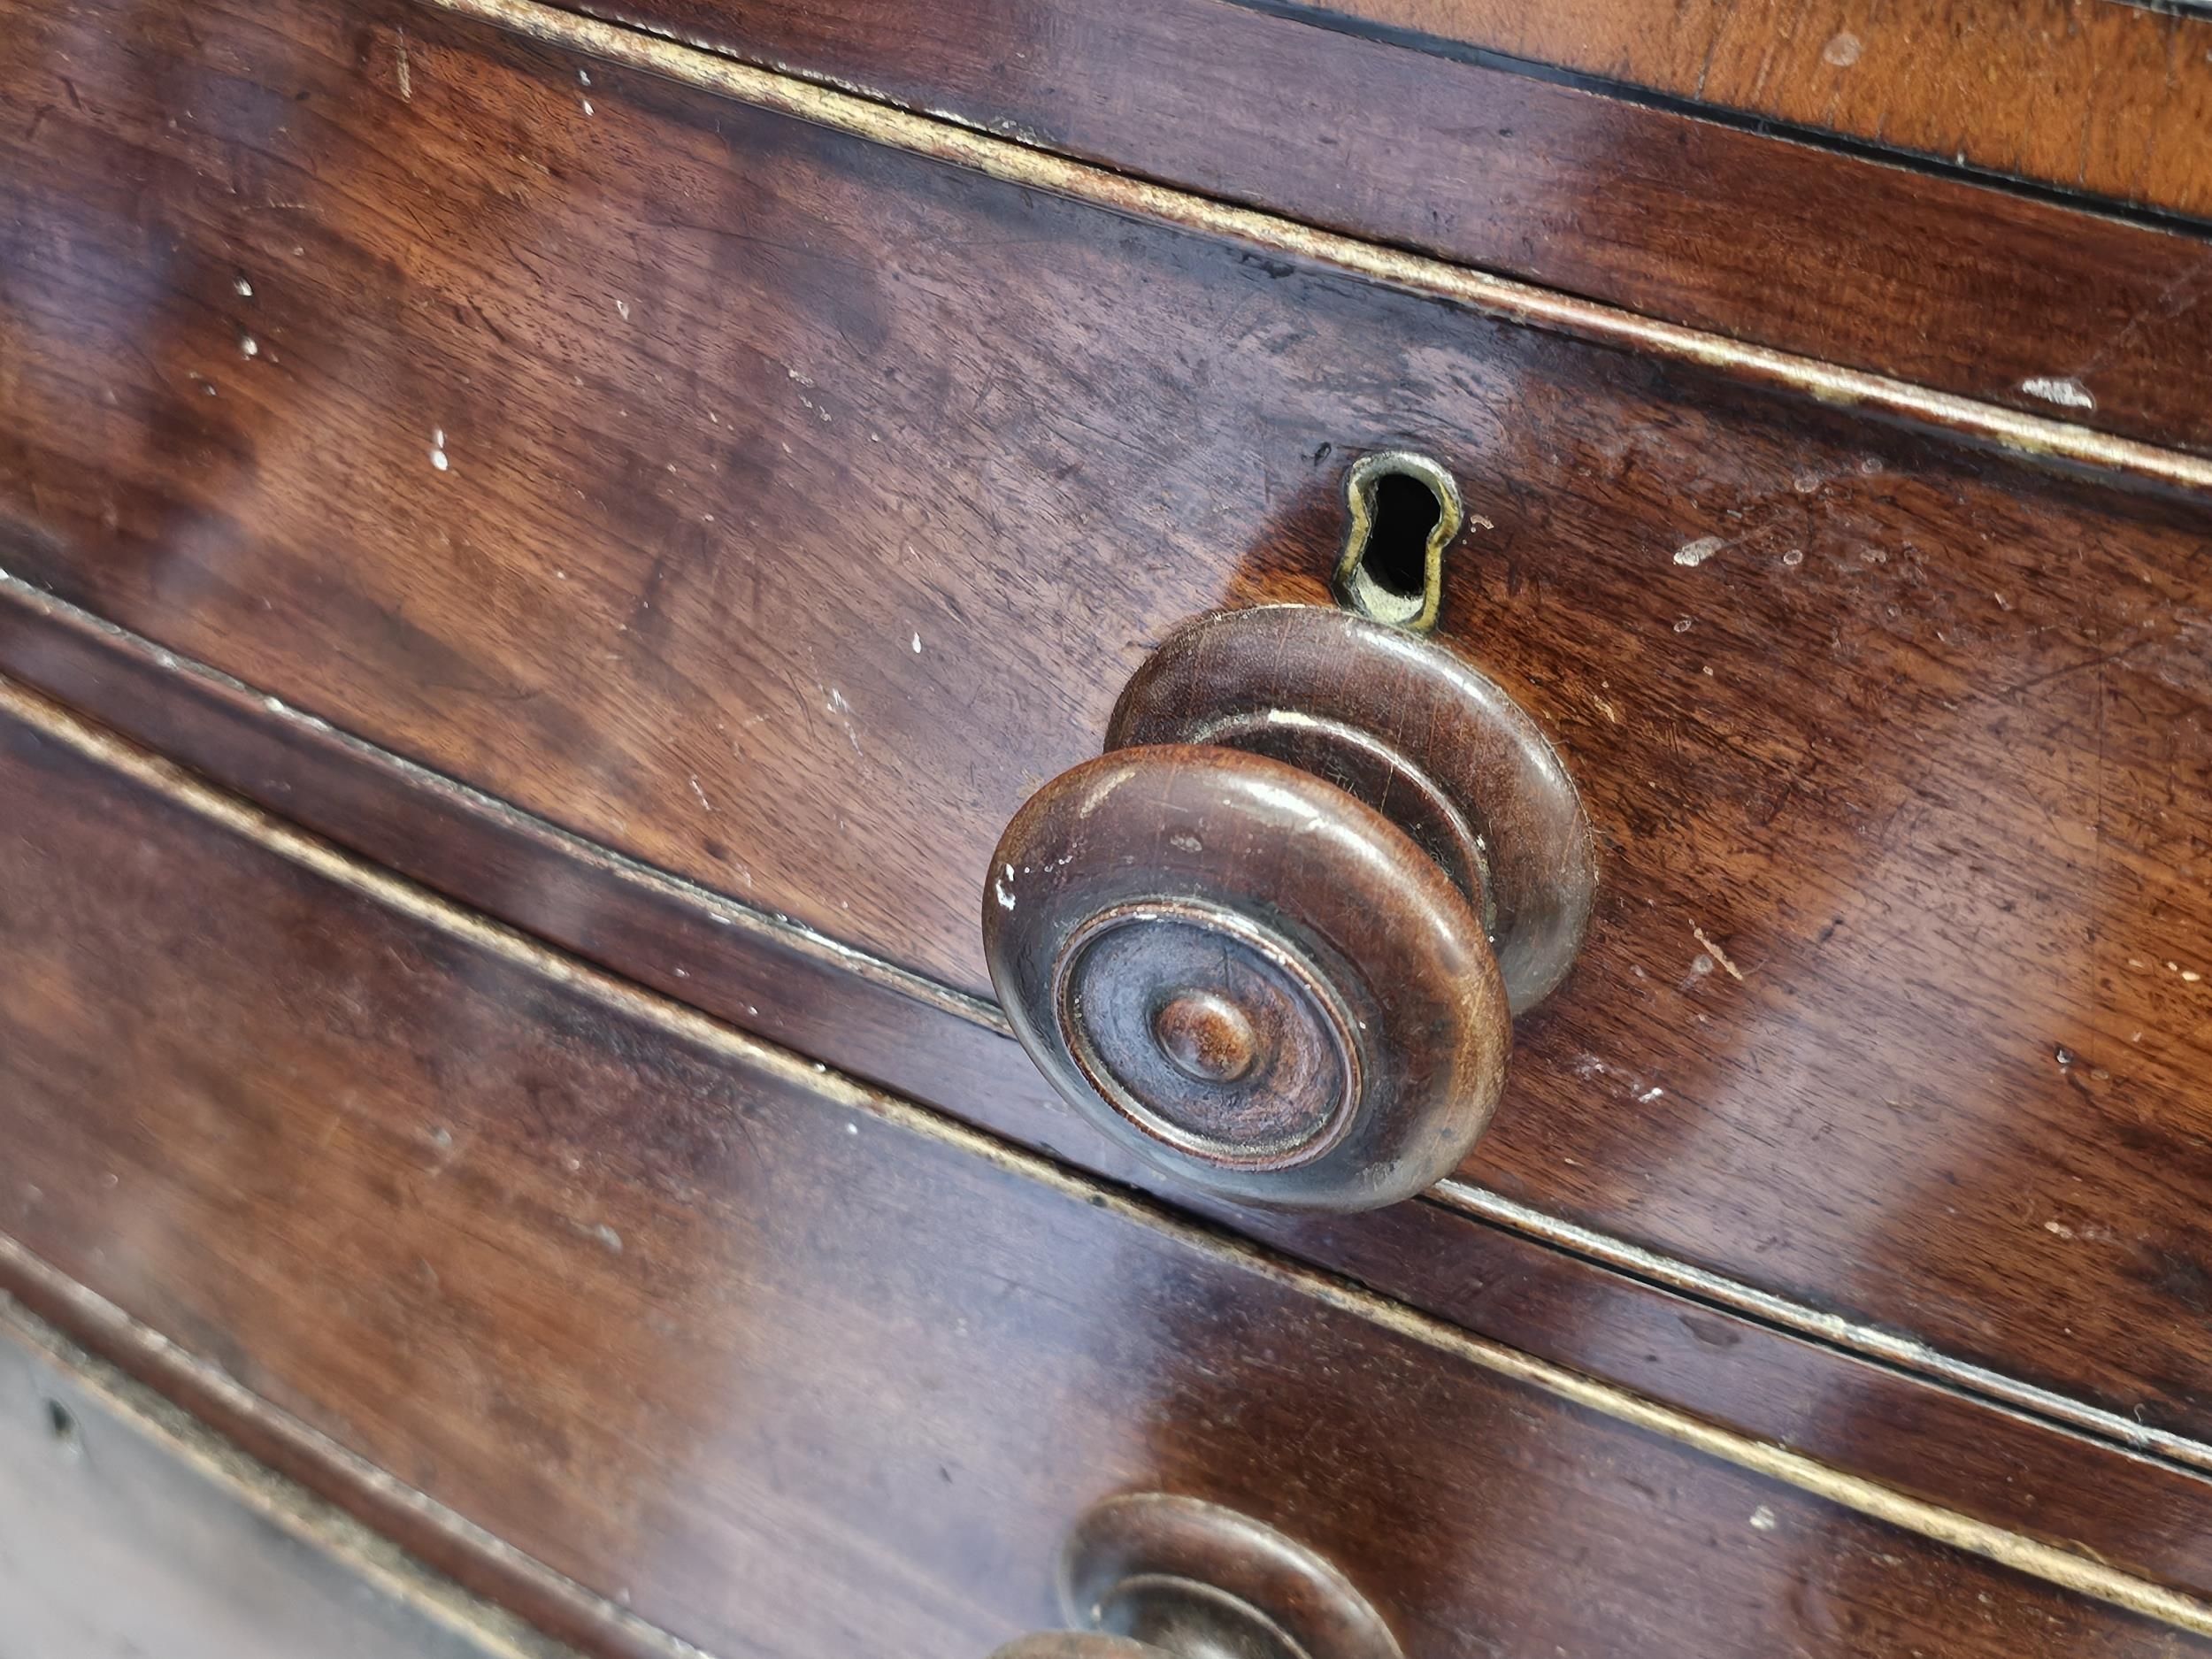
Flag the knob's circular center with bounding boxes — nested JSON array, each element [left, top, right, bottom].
[[1051, 902, 1362, 1171], [1153, 991, 1257, 1084]]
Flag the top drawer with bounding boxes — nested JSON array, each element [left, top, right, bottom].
[[4, 0, 2212, 1444]]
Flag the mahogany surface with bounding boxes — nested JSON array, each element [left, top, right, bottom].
[[1, 703, 2206, 1659], [1285, 0, 2212, 221], [549, 0, 2212, 452], [12, 619, 2212, 1608], [5, 0, 2212, 1451]]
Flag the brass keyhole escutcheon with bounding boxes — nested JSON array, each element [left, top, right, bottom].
[[1332, 450, 1463, 634]]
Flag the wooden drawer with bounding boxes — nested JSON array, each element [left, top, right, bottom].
[[2, 689, 2206, 1657], [530, 0, 2212, 457], [5, 0, 2211, 1465]]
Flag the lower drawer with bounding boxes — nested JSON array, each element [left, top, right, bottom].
[[0, 684, 2199, 1658]]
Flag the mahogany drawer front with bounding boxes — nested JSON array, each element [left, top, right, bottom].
[[548, 0, 2212, 457], [8, 0, 2212, 1462], [3, 701, 2207, 1659]]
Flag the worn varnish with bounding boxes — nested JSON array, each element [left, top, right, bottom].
[[1285, 0, 2212, 221], [16, 611, 2212, 1611], [5, 0, 2212, 1451], [532, 0, 2212, 454], [1, 701, 2208, 1658], [0, 1296, 569, 1659]]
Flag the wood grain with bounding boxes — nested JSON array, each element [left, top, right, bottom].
[[0, 1295, 572, 1659], [17, 603, 2212, 1608], [536, 0, 2212, 454], [1286, 0, 2212, 220], [6, 0, 2212, 1450], [3, 700, 2209, 1658]]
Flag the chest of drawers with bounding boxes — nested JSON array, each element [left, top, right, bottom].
[[6, 0, 2212, 1653]]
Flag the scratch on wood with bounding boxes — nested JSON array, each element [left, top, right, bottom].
[[1691, 924, 1745, 981]]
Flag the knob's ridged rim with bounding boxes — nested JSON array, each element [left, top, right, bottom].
[[1107, 603, 1594, 1018]]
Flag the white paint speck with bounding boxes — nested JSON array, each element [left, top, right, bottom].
[[1782, 549, 1804, 567], [995, 878, 1017, 911], [1673, 535, 1724, 568], [615, 298, 631, 320], [1672, 617, 1694, 634], [581, 97, 595, 115], [1638, 1086, 1664, 1103], [1748, 1506, 1778, 1532], [910, 631, 923, 654], [429, 428, 449, 471], [688, 774, 714, 812], [1822, 30, 1861, 66], [233, 277, 254, 297], [2020, 376, 2095, 411], [579, 68, 591, 85], [846, 1122, 860, 1136], [239, 333, 258, 357]]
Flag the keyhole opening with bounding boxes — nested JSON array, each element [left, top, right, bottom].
[[1363, 472, 1440, 599], [1333, 451, 1463, 634]]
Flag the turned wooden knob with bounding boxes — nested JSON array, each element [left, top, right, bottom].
[[987, 1494, 1402, 1659], [984, 605, 1594, 1211]]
